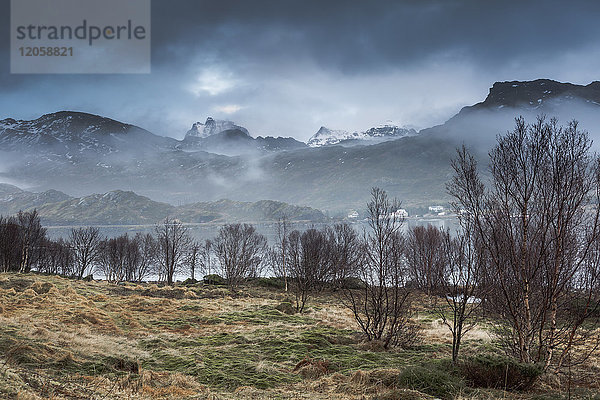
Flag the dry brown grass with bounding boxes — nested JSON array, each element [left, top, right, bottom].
[[1, 273, 599, 399], [419, 317, 493, 345]]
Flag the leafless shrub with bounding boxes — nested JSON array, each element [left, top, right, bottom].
[[69, 226, 102, 279], [287, 227, 331, 311], [155, 218, 192, 285], [16, 210, 46, 273], [406, 224, 446, 295], [214, 223, 267, 291], [327, 222, 362, 289], [0, 215, 23, 272]]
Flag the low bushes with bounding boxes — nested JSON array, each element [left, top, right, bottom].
[[181, 278, 198, 286], [340, 277, 366, 290], [376, 354, 543, 399], [396, 363, 464, 400], [275, 300, 296, 315], [459, 353, 543, 391], [203, 274, 225, 286], [293, 357, 330, 379], [253, 277, 286, 289]]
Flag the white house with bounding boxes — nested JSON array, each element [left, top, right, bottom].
[[392, 209, 409, 218], [428, 205, 444, 213], [347, 210, 359, 219]]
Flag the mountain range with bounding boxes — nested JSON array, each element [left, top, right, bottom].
[[1, 79, 599, 217], [0, 184, 328, 225]]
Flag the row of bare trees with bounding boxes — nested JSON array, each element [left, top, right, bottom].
[[0, 214, 272, 288], [79, 218, 197, 284], [0, 193, 473, 359], [96, 232, 157, 283], [20, 226, 158, 282], [0, 216, 194, 283], [264, 218, 362, 312]]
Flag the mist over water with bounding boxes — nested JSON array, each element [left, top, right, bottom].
[[44, 217, 460, 243], [44, 216, 459, 282]]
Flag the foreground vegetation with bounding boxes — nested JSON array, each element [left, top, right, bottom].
[[1, 272, 599, 400]]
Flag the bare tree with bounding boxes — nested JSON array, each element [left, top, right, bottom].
[[0, 216, 21, 272], [186, 241, 201, 281], [37, 238, 73, 276], [273, 215, 291, 291], [287, 227, 331, 312], [56, 239, 75, 276], [96, 233, 147, 283], [406, 224, 446, 295], [69, 227, 102, 279], [155, 218, 192, 285], [98, 235, 128, 283], [327, 223, 362, 288], [16, 210, 46, 273], [35, 237, 56, 275], [436, 219, 486, 364], [134, 232, 157, 282], [199, 239, 214, 281], [341, 188, 414, 348], [448, 116, 600, 370], [287, 231, 304, 307], [123, 236, 142, 282], [214, 223, 267, 291]]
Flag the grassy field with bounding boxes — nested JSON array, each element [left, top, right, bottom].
[[0, 273, 599, 399]]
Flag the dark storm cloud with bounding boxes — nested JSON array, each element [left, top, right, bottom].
[[148, 0, 600, 73], [1, 0, 600, 140]]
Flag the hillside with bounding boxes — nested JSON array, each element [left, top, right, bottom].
[[176, 199, 328, 223], [0, 184, 73, 214], [0, 186, 329, 225], [0, 111, 176, 155]]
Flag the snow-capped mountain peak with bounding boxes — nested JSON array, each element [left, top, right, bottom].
[[307, 126, 354, 147], [307, 124, 417, 147], [185, 117, 250, 139]]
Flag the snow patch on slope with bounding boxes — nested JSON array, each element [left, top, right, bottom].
[[307, 124, 418, 147]]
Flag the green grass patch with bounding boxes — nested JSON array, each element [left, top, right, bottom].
[[178, 303, 203, 312], [141, 325, 448, 391], [397, 361, 465, 400], [145, 304, 314, 331], [216, 305, 314, 325]]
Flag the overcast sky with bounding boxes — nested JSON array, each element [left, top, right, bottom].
[[1, 0, 600, 141]]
